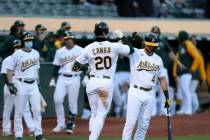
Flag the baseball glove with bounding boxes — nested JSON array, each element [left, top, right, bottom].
[[8, 83, 17, 95]]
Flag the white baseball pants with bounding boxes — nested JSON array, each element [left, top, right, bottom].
[[54, 75, 80, 127], [178, 73, 192, 115], [190, 79, 199, 113], [122, 87, 154, 140], [14, 80, 42, 138], [86, 77, 113, 140], [2, 84, 35, 134], [113, 72, 130, 116]]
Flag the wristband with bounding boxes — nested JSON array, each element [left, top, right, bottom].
[[163, 90, 169, 100]]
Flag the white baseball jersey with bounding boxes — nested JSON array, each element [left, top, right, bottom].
[[8, 49, 40, 80], [53, 45, 83, 75], [129, 48, 165, 88], [1, 56, 12, 74], [76, 41, 130, 78]]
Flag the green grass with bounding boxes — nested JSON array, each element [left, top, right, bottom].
[[1, 135, 210, 140]]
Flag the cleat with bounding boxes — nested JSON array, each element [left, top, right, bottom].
[[2, 131, 13, 136], [35, 134, 46, 140], [52, 125, 66, 133], [66, 123, 76, 134]]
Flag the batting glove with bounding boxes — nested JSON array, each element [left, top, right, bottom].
[[49, 78, 56, 87], [112, 30, 124, 39], [164, 99, 171, 108], [131, 32, 143, 41], [8, 83, 17, 95]]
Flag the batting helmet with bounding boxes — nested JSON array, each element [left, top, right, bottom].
[[144, 32, 158, 47], [12, 39, 22, 48], [22, 31, 34, 41], [63, 31, 74, 40], [94, 21, 109, 36]]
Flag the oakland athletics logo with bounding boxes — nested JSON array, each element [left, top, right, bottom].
[[136, 60, 160, 71]]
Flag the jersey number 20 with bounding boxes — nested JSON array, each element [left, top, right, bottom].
[[95, 56, 112, 70]]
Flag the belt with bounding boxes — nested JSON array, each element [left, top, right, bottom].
[[89, 75, 111, 79], [59, 74, 79, 77], [133, 85, 152, 91], [18, 78, 35, 84]]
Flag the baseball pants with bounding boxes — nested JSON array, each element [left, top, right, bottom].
[[113, 72, 130, 117], [54, 75, 80, 127], [122, 87, 154, 140], [86, 77, 113, 140], [14, 80, 42, 138], [2, 84, 35, 134], [177, 73, 192, 115], [190, 79, 199, 113]]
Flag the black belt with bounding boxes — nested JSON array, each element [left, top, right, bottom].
[[133, 85, 152, 91], [89, 75, 110, 79], [18, 78, 35, 84], [59, 74, 79, 77]]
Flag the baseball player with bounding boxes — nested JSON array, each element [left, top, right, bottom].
[[6, 32, 44, 140], [173, 31, 201, 115], [151, 26, 184, 116], [51, 31, 83, 134], [189, 35, 206, 113], [1, 40, 35, 137], [122, 32, 170, 140], [72, 21, 134, 140]]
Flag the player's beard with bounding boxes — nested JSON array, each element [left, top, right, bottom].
[[144, 45, 156, 56]]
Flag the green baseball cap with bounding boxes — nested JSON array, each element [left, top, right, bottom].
[[35, 24, 47, 30], [14, 20, 25, 26]]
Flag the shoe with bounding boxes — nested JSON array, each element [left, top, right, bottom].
[[2, 131, 13, 136], [66, 123, 76, 134], [35, 135, 46, 140], [29, 131, 34, 137], [15, 137, 23, 140], [52, 125, 66, 133]]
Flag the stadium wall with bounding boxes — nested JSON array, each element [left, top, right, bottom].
[[0, 16, 210, 34]]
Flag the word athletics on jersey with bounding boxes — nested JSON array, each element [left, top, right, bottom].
[[21, 58, 39, 71], [61, 55, 77, 67], [92, 47, 111, 55], [137, 61, 160, 71]]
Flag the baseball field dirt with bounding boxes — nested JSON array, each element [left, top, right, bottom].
[[1, 112, 210, 139]]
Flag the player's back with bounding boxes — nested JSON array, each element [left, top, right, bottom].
[[82, 40, 130, 78]]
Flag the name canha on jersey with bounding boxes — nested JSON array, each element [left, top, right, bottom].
[[76, 41, 131, 78]]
